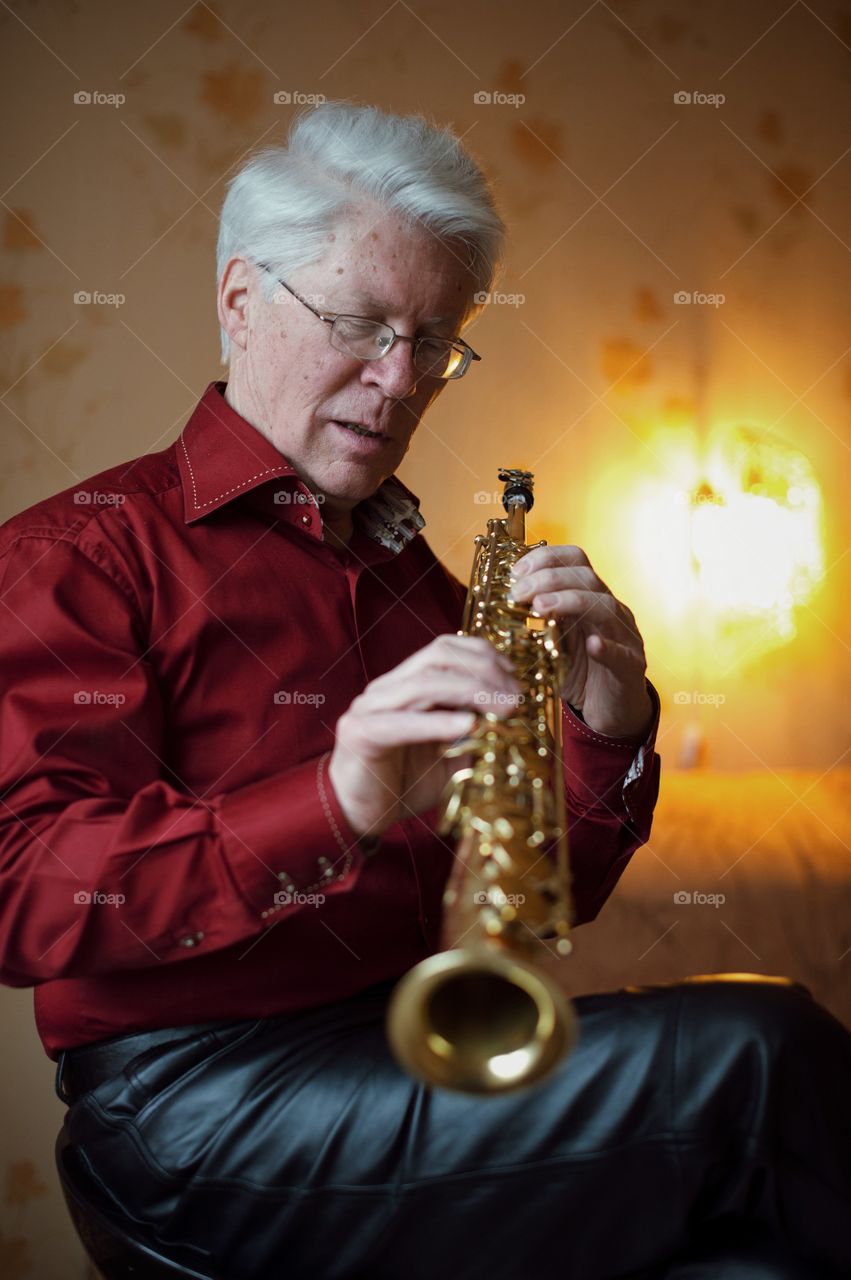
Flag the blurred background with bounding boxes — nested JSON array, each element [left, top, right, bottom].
[[1, 1, 849, 1275]]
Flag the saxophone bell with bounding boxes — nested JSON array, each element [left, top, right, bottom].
[[386, 469, 578, 1095], [387, 944, 575, 1094]]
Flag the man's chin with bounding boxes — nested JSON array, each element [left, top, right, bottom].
[[311, 477, 388, 525], [317, 462, 394, 504]]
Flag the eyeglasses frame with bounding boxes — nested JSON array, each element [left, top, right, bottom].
[[255, 261, 482, 381]]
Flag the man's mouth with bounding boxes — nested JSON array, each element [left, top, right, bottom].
[[333, 420, 386, 441]]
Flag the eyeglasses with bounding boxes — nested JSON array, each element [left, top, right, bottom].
[[256, 262, 481, 381]]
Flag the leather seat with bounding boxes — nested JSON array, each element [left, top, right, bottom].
[[55, 1129, 217, 1279]]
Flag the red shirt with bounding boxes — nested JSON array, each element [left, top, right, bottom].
[[0, 381, 661, 1058]]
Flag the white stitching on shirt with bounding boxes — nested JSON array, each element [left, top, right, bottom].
[[259, 755, 355, 922], [316, 751, 355, 868], [564, 702, 656, 825], [180, 434, 284, 512], [179, 434, 426, 558], [567, 713, 645, 750]]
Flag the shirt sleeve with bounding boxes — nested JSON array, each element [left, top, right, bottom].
[[0, 534, 368, 987], [562, 678, 662, 924]]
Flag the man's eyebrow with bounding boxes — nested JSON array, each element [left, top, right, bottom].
[[341, 290, 456, 327]]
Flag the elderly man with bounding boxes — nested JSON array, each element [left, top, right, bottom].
[[0, 103, 848, 1280]]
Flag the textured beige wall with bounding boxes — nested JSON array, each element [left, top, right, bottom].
[[2, 2, 850, 1276]]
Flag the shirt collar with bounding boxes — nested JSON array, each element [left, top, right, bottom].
[[178, 381, 425, 553]]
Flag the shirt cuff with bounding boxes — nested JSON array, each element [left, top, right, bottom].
[[562, 678, 661, 824], [214, 751, 368, 924]]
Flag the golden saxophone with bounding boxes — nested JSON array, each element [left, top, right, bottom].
[[387, 468, 577, 1095]]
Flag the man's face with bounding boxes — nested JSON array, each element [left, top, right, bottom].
[[220, 205, 476, 513]]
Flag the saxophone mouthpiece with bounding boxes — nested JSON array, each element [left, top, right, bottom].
[[498, 468, 535, 514]]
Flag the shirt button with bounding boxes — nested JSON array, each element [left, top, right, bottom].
[[300, 514, 311, 525], [180, 931, 204, 947]]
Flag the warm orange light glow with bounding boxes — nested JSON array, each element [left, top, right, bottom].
[[687, 428, 823, 627], [586, 425, 825, 679]]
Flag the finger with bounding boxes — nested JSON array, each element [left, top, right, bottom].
[[416, 633, 516, 677], [583, 632, 647, 680], [428, 633, 516, 676], [511, 545, 592, 578], [365, 652, 518, 709], [531, 588, 637, 635], [357, 671, 520, 716], [345, 709, 477, 751], [557, 618, 586, 664], [509, 564, 602, 602], [361, 634, 513, 696]]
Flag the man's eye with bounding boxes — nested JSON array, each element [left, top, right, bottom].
[[337, 317, 381, 338]]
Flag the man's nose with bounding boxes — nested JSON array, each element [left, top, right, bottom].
[[362, 339, 419, 399]]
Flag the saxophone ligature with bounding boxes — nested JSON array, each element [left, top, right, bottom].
[[386, 468, 578, 1095]]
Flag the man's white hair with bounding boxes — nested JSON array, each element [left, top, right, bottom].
[[216, 100, 507, 365]]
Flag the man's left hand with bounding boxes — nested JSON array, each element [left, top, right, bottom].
[[509, 544, 654, 739]]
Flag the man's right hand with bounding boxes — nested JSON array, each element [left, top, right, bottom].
[[328, 634, 521, 838]]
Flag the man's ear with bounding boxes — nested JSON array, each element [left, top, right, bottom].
[[217, 257, 253, 355]]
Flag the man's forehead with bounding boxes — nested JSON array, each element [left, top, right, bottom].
[[322, 213, 472, 314]]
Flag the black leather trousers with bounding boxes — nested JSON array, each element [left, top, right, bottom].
[[58, 974, 851, 1280]]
